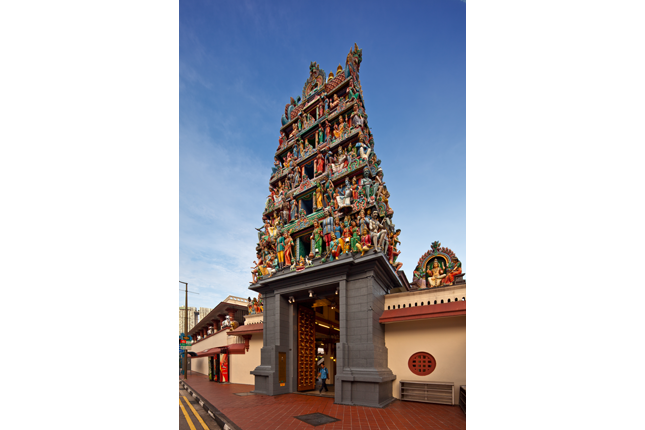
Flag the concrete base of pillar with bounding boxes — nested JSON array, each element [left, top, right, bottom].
[[250, 345, 291, 395], [335, 369, 396, 408]]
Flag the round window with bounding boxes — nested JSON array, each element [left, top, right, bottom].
[[408, 352, 436, 376]]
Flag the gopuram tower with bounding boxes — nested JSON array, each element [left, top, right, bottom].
[[249, 44, 403, 408]]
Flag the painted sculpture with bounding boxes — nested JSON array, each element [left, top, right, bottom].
[[247, 295, 263, 315], [221, 315, 232, 329], [427, 259, 447, 287], [411, 242, 465, 288], [251, 44, 402, 283]]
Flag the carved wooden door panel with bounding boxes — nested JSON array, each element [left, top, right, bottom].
[[297, 305, 316, 391]]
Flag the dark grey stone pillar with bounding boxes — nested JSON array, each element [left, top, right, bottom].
[[250, 292, 294, 395], [334, 258, 396, 407]]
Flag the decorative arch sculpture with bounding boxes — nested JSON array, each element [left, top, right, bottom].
[[412, 241, 464, 289]]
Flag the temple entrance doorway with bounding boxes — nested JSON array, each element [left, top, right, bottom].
[[295, 292, 340, 394], [297, 305, 315, 391]]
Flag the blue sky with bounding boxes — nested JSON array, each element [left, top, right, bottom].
[[179, 0, 465, 308]]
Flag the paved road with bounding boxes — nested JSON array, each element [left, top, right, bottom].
[[179, 382, 221, 430]]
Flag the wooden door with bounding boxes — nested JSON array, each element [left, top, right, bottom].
[[297, 305, 316, 391]]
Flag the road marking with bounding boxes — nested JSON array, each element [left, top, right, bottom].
[[182, 396, 210, 430], [179, 398, 197, 430]]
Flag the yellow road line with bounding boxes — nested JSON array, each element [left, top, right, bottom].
[[182, 396, 210, 430], [179, 398, 197, 430]]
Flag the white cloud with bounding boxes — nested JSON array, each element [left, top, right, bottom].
[[179, 120, 270, 306]]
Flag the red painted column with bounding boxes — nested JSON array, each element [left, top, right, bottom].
[[218, 313, 227, 327]]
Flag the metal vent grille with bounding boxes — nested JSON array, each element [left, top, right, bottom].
[[399, 381, 454, 405]]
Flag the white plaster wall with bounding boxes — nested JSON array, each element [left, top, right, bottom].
[[189, 330, 230, 376], [244, 313, 263, 325], [384, 315, 466, 404], [229, 335, 262, 385], [384, 285, 466, 311]]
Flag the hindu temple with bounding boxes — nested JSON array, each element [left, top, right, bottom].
[[187, 44, 466, 411]]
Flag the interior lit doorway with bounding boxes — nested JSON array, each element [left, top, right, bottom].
[[296, 291, 340, 395]]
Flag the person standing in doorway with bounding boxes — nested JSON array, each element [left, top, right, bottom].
[[318, 363, 329, 393]]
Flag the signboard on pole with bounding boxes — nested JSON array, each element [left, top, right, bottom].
[[179, 334, 193, 349]]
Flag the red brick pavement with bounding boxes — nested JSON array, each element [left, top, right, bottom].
[[181, 372, 466, 430]]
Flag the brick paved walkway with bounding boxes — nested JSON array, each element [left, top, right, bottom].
[[180, 372, 466, 430]]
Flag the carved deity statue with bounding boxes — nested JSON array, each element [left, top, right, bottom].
[[314, 151, 325, 176], [360, 223, 372, 253], [296, 255, 306, 271], [351, 176, 359, 200], [320, 207, 335, 253], [330, 232, 342, 260], [323, 178, 335, 208], [427, 259, 447, 287], [361, 168, 376, 200], [342, 220, 352, 254], [221, 316, 232, 328], [338, 146, 348, 169], [317, 125, 324, 145], [281, 201, 289, 224], [278, 131, 285, 151], [330, 94, 339, 111], [369, 215, 388, 252], [387, 229, 402, 270], [412, 265, 427, 289], [324, 150, 335, 175], [315, 184, 323, 210], [357, 135, 372, 161], [348, 81, 360, 103], [333, 123, 340, 141], [333, 218, 343, 252], [350, 220, 364, 256], [335, 176, 352, 208], [351, 104, 364, 129], [276, 230, 286, 269], [298, 139, 305, 158], [257, 294, 264, 313], [324, 121, 331, 144], [443, 257, 462, 286], [283, 230, 294, 267], [339, 95, 346, 110], [310, 220, 323, 257]]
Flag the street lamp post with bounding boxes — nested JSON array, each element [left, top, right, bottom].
[[180, 281, 188, 380]]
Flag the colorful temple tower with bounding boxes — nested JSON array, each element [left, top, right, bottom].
[[251, 43, 401, 283], [249, 45, 405, 408]]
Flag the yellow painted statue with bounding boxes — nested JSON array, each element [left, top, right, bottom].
[[427, 259, 447, 287]]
